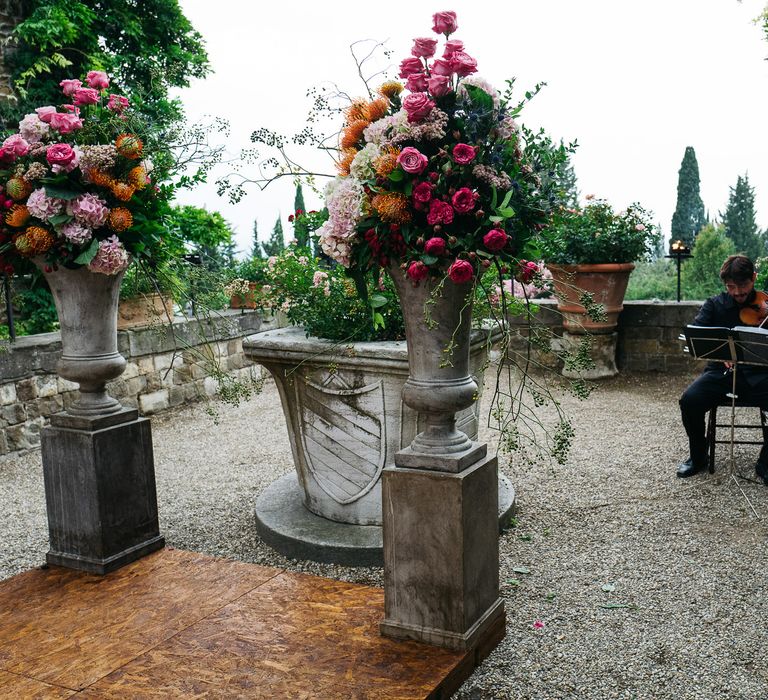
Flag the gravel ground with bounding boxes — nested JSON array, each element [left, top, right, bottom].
[[2, 368, 768, 699]]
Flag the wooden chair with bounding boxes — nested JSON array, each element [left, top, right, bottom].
[[706, 401, 768, 473]]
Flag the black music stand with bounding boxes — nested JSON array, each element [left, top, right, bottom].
[[684, 325, 768, 517]]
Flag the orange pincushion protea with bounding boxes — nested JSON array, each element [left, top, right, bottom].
[[107, 207, 133, 232], [111, 181, 135, 202], [378, 81, 403, 99], [5, 204, 30, 228], [340, 120, 368, 150], [345, 100, 368, 124], [363, 98, 389, 122], [337, 149, 357, 176], [115, 133, 143, 160], [371, 193, 411, 224], [88, 169, 116, 189], [15, 226, 54, 255], [5, 177, 32, 201], [127, 165, 148, 190], [374, 148, 400, 178]]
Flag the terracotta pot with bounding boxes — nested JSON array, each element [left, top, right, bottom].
[[117, 293, 174, 329], [548, 263, 635, 334], [229, 282, 260, 309], [36, 262, 126, 417]]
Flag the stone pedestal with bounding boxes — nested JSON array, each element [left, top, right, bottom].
[[380, 453, 505, 651], [558, 331, 619, 379], [40, 407, 164, 574]]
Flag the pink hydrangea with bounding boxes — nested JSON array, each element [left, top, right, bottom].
[[87, 235, 130, 275], [19, 113, 50, 142], [26, 188, 65, 221], [60, 221, 93, 245], [67, 192, 109, 228], [317, 177, 364, 267]]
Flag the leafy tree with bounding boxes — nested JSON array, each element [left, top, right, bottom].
[[671, 147, 707, 248], [680, 223, 735, 300], [554, 145, 579, 209], [721, 174, 763, 260], [167, 205, 236, 270], [625, 258, 677, 301], [1, 0, 209, 129], [262, 215, 285, 257], [250, 219, 263, 259]]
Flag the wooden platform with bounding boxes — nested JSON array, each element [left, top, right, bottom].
[[0, 548, 478, 699]]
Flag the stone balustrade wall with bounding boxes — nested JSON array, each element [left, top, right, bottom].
[[0, 310, 266, 456]]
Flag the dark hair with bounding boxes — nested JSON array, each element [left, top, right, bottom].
[[720, 255, 754, 283]]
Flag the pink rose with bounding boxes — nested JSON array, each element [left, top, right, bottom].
[[61, 104, 80, 114], [411, 37, 438, 59], [430, 59, 454, 77], [405, 73, 428, 93], [448, 259, 474, 284], [46, 143, 77, 167], [49, 112, 83, 134], [449, 52, 478, 77], [518, 260, 539, 283], [86, 70, 109, 90], [427, 75, 452, 97], [426, 199, 454, 225], [107, 94, 129, 112], [412, 181, 433, 204], [407, 261, 429, 283], [483, 228, 508, 252], [59, 79, 82, 96], [452, 143, 477, 165], [451, 187, 478, 214], [397, 146, 429, 174], [402, 92, 435, 123], [424, 237, 447, 256], [35, 106, 57, 123], [432, 11, 458, 36], [399, 56, 425, 78], [2, 134, 29, 157], [73, 87, 100, 106], [443, 39, 464, 57]]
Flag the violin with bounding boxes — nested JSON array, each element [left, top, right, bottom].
[[739, 290, 768, 326]]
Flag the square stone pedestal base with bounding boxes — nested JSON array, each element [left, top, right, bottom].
[[40, 408, 165, 574], [380, 453, 505, 651]]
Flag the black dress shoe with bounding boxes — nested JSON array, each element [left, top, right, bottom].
[[756, 461, 768, 485], [677, 458, 706, 478]]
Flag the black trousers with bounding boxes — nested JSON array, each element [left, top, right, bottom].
[[679, 368, 768, 465]]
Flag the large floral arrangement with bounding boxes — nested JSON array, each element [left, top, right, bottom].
[[537, 195, 660, 265], [317, 11, 564, 290], [0, 70, 171, 276]]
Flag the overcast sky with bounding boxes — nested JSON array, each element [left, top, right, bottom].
[[174, 0, 768, 257]]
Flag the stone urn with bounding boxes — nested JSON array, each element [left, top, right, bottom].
[[548, 263, 636, 379]]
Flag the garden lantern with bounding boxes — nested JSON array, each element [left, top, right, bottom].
[[666, 239, 692, 302]]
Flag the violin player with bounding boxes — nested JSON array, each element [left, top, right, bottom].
[[678, 254, 768, 481]]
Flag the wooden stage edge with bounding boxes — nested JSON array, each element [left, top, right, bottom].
[[0, 547, 503, 699]]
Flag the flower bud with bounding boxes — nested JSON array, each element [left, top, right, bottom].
[[428, 172, 439, 181], [433, 225, 442, 233], [469, 252, 477, 260], [481, 259, 491, 268], [475, 209, 484, 219], [448, 236, 457, 245], [416, 237, 424, 247]]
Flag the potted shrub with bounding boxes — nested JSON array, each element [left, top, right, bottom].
[[225, 257, 268, 310]]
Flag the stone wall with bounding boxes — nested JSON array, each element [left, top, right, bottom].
[[0, 310, 265, 456], [0, 1, 27, 103], [507, 299, 701, 373]]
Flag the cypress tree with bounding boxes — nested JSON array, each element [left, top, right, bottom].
[[294, 183, 306, 216], [262, 215, 285, 257], [671, 147, 707, 247], [250, 219, 263, 259], [721, 174, 763, 260]]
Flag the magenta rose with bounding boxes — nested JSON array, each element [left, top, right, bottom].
[[450, 52, 478, 77], [73, 87, 100, 106], [426, 199, 454, 225], [452, 143, 477, 165], [86, 70, 109, 90], [443, 39, 464, 57], [402, 92, 435, 123], [2, 134, 29, 157], [424, 237, 447, 256], [518, 260, 539, 283], [59, 79, 82, 96], [451, 187, 478, 214], [430, 59, 454, 77], [46, 143, 77, 168], [399, 56, 425, 78], [448, 259, 474, 284], [107, 94, 129, 112], [483, 228, 509, 252], [407, 261, 429, 283], [35, 106, 57, 123], [412, 181, 433, 204], [411, 37, 438, 59], [49, 112, 83, 134], [405, 73, 428, 93], [427, 75, 452, 97], [432, 11, 458, 35], [397, 147, 429, 175]]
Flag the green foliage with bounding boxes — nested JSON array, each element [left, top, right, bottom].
[[721, 174, 763, 260], [2, 277, 59, 336], [290, 207, 329, 256], [250, 219, 262, 259], [231, 257, 268, 283], [119, 260, 182, 301], [166, 205, 236, 270], [625, 259, 678, 301], [670, 147, 707, 247], [262, 216, 285, 258], [538, 198, 660, 264], [681, 224, 735, 300], [3, 0, 210, 130]]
